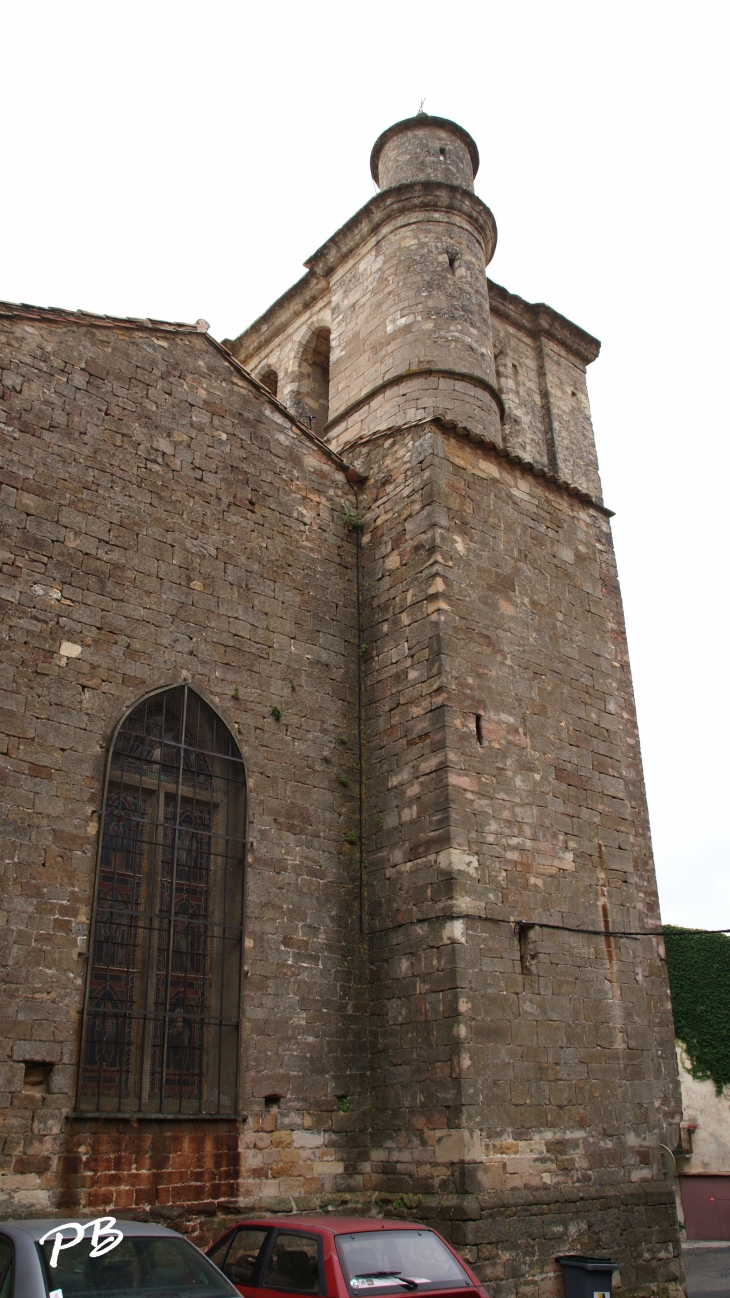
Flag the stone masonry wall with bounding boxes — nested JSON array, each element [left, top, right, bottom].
[[489, 283, 602, 501], [348, 420, 683, 1297], [0, 306, 367, 1227], [325, 206, 501, 449], [232, 267, 602, 508], [0, 97, 687, 1298], [373, 120, 477, 193], [232, 289, 331, 426]]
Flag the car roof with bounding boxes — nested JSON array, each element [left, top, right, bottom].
[[0, 1218, 184, 1242], [227, 1216, 430, 1235]]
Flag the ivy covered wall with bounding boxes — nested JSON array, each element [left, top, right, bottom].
[[665, 927, 730, 1095]]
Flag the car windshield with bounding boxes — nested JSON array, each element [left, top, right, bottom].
[[38, 1233, 236, 1297], [336, 1231, 470, 1292]]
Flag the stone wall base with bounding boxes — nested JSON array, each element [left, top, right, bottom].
[[102, 1182, 684, 1298]]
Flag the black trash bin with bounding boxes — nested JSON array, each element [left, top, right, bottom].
[[555, 1255, 619, 1298]]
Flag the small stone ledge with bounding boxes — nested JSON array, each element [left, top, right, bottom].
[[67, 1112, 247, 1123], [324, 369, 505, 437], [347, 416, 614, 517], [469, 1182, 677, 1212]]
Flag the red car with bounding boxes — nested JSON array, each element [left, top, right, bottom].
[[206, 1217, 489, 1298]]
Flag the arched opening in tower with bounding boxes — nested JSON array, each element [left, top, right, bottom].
[[295, 327, 330, 435], [259, 367, 278, 398]]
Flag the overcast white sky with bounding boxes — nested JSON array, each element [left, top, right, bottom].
[[3, 0, 728, 928]]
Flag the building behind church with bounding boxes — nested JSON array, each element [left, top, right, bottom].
[[0, 114, 685, 1296]]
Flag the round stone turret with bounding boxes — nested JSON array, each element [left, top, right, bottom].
[[314, 113, 502, 451], [370, 114, 479, 192], [240, 114, 503, 454]]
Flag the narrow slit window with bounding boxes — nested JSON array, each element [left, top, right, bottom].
[[77, 685, 246, 1116], [517, 923, 538, 976]]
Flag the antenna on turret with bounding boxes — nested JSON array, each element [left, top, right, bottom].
[[418, 98, 426, 114]]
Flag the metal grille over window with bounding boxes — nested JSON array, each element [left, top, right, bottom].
[[77, 685, 246, 1115]]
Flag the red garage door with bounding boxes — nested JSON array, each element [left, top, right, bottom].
[[680, 1177, 730, 1240]]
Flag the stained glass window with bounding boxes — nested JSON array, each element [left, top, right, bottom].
[[78, 685, 246, 1115]]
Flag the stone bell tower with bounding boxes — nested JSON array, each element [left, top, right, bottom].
[[230, 115, 684, 1298], [321, 114, 502, 451]]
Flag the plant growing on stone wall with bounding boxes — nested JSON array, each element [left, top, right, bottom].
[[344, 831, 358, 846], [664, 926, 730, 1094], [337, 773, 350, 787], [270, 706, 282, 721], [342, 503, 365, 532]]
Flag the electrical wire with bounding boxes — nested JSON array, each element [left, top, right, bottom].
[[514, 920, 730, 940]]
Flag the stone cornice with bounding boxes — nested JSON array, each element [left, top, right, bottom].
[[345, 415, 614, 517], [488, 278, 601, 365], [323, 367, 505, 436], [304, 181, 497, 277]]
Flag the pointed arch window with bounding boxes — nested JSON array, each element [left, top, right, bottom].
[[78, 685, 246, 1116]]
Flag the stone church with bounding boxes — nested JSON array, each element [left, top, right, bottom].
[[0, 114, 684, 1295]]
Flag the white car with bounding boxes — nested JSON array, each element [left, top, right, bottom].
[[0, 1216, 239, 1297]]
